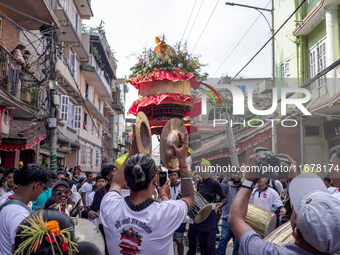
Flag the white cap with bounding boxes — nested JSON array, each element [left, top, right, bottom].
[[290, 173, 340, 254]]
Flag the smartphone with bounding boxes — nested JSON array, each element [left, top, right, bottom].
[[159, 172, 167, 187]]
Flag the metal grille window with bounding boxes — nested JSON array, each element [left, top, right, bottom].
[[310, 39, 327, 91]]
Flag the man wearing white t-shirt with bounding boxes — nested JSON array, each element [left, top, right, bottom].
[[249, 178, 286, 219], [0, 165, 50, 255], [101, 132, 194, 255], [169, 170, 186, 255], [81, 171, 94, 218]]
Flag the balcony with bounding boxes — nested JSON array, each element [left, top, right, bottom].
[[0, 45, 45, 118], [84, 99, 109, 125], [74, 0, 93, 19], [81, 55, 113, 102], [1, 0, 59, 29], [57, 1, 88, 61], [112, 102, 124, 114]]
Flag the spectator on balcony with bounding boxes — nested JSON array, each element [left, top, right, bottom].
[[23, 50, 31, 69], [13, 44, 26, 68]]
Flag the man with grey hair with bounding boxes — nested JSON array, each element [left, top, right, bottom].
[[228, 153, 340, 255]]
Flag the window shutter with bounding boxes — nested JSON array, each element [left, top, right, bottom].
[[61, 95, 69, 122], [67, 102, 74, 128], [74, 106, 82, 129], [81, 145, 86, 163]]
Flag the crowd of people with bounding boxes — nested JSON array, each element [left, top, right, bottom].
[[0, 132, 340, 254]]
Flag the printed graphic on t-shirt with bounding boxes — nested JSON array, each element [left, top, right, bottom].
[[263, 193, 267, 198], [119, 227, 143, 255]]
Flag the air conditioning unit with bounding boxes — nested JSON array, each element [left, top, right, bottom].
[[258, 80, 274, 94]]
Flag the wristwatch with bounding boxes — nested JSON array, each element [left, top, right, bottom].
[[241, 179, 254, 189]]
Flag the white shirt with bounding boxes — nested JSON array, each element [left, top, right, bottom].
[[249, 186, 283, 211], [0, 197, 30, 255], [186, 156, 192, 171], [100, 191, 188, 255], [170, 181, 186, 224], [274, 180, 283, 194], [82, 182, 93, 207], [0, 191, 33, 209], [332, 190, 340, 200], [328, 186, 339, 195]]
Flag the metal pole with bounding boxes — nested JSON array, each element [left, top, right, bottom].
[[270, 0, 277, 154], [49, 25, 58, 172], [223, 112, 240, 171]]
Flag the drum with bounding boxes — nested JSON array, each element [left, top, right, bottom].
[[177, 191, 212, 224], [264, 221, 294, 246], [72, 218, 105, 255], [245, 204, 277, 238]]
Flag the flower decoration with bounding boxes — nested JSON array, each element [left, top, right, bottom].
[[14, 213, 77, 255], [47, 221, 60, 233], [128, 34, 208, 81]]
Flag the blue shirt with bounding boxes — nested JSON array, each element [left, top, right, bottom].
[[32, 187, 52, 210], [240, 229, 318, 255]]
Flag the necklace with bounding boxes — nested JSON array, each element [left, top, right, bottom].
[[124, 196, 155, 211]]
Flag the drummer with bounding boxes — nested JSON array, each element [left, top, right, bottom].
[[169, 169, 186, 255], [228, 153, 340, 255], [100, 132, 195, 254], [195, 158, 228, 255]]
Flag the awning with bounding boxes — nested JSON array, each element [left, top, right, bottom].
[[0, 120, 46, 152], [0, 133, 46, 151]]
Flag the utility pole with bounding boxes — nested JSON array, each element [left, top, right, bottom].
[[223, 112, 240, 174], [47, 25, 58, 172], [225, 1, 276, 153], [270, 0, 277, 154]]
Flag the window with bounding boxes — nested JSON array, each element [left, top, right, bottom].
[[70, 50, 76, 77], [85, 82, 89, 98], [60, 95, 69, 122], [92, 119, 96, 135], [98, 99, 101, 112], [81, 145, 87, 163], [95, 151, 102, 166], [310, 39, 326, 90], [67, 102, 74, 128], [83, 113, 88, 130], [74, 106, 82, 129], [96, 123, 100, 137], [305, 126, 320, 136], [282, 61, 290, 79], [81, 146, 92, 164], [72, 5, 79, 33]]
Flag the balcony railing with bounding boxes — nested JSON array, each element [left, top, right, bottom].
[[0, 45, 44, 110], [91, 55, 111, 94]]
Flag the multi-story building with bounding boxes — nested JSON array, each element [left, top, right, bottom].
[[78, 32, 117, 172], [274, 0, 340, 165], [0, 1, 59, 169], [0, 1, 123, 172]]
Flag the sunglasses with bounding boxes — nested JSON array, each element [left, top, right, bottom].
[[53, 189, 70, 196], [38, 182, 48, 191]]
